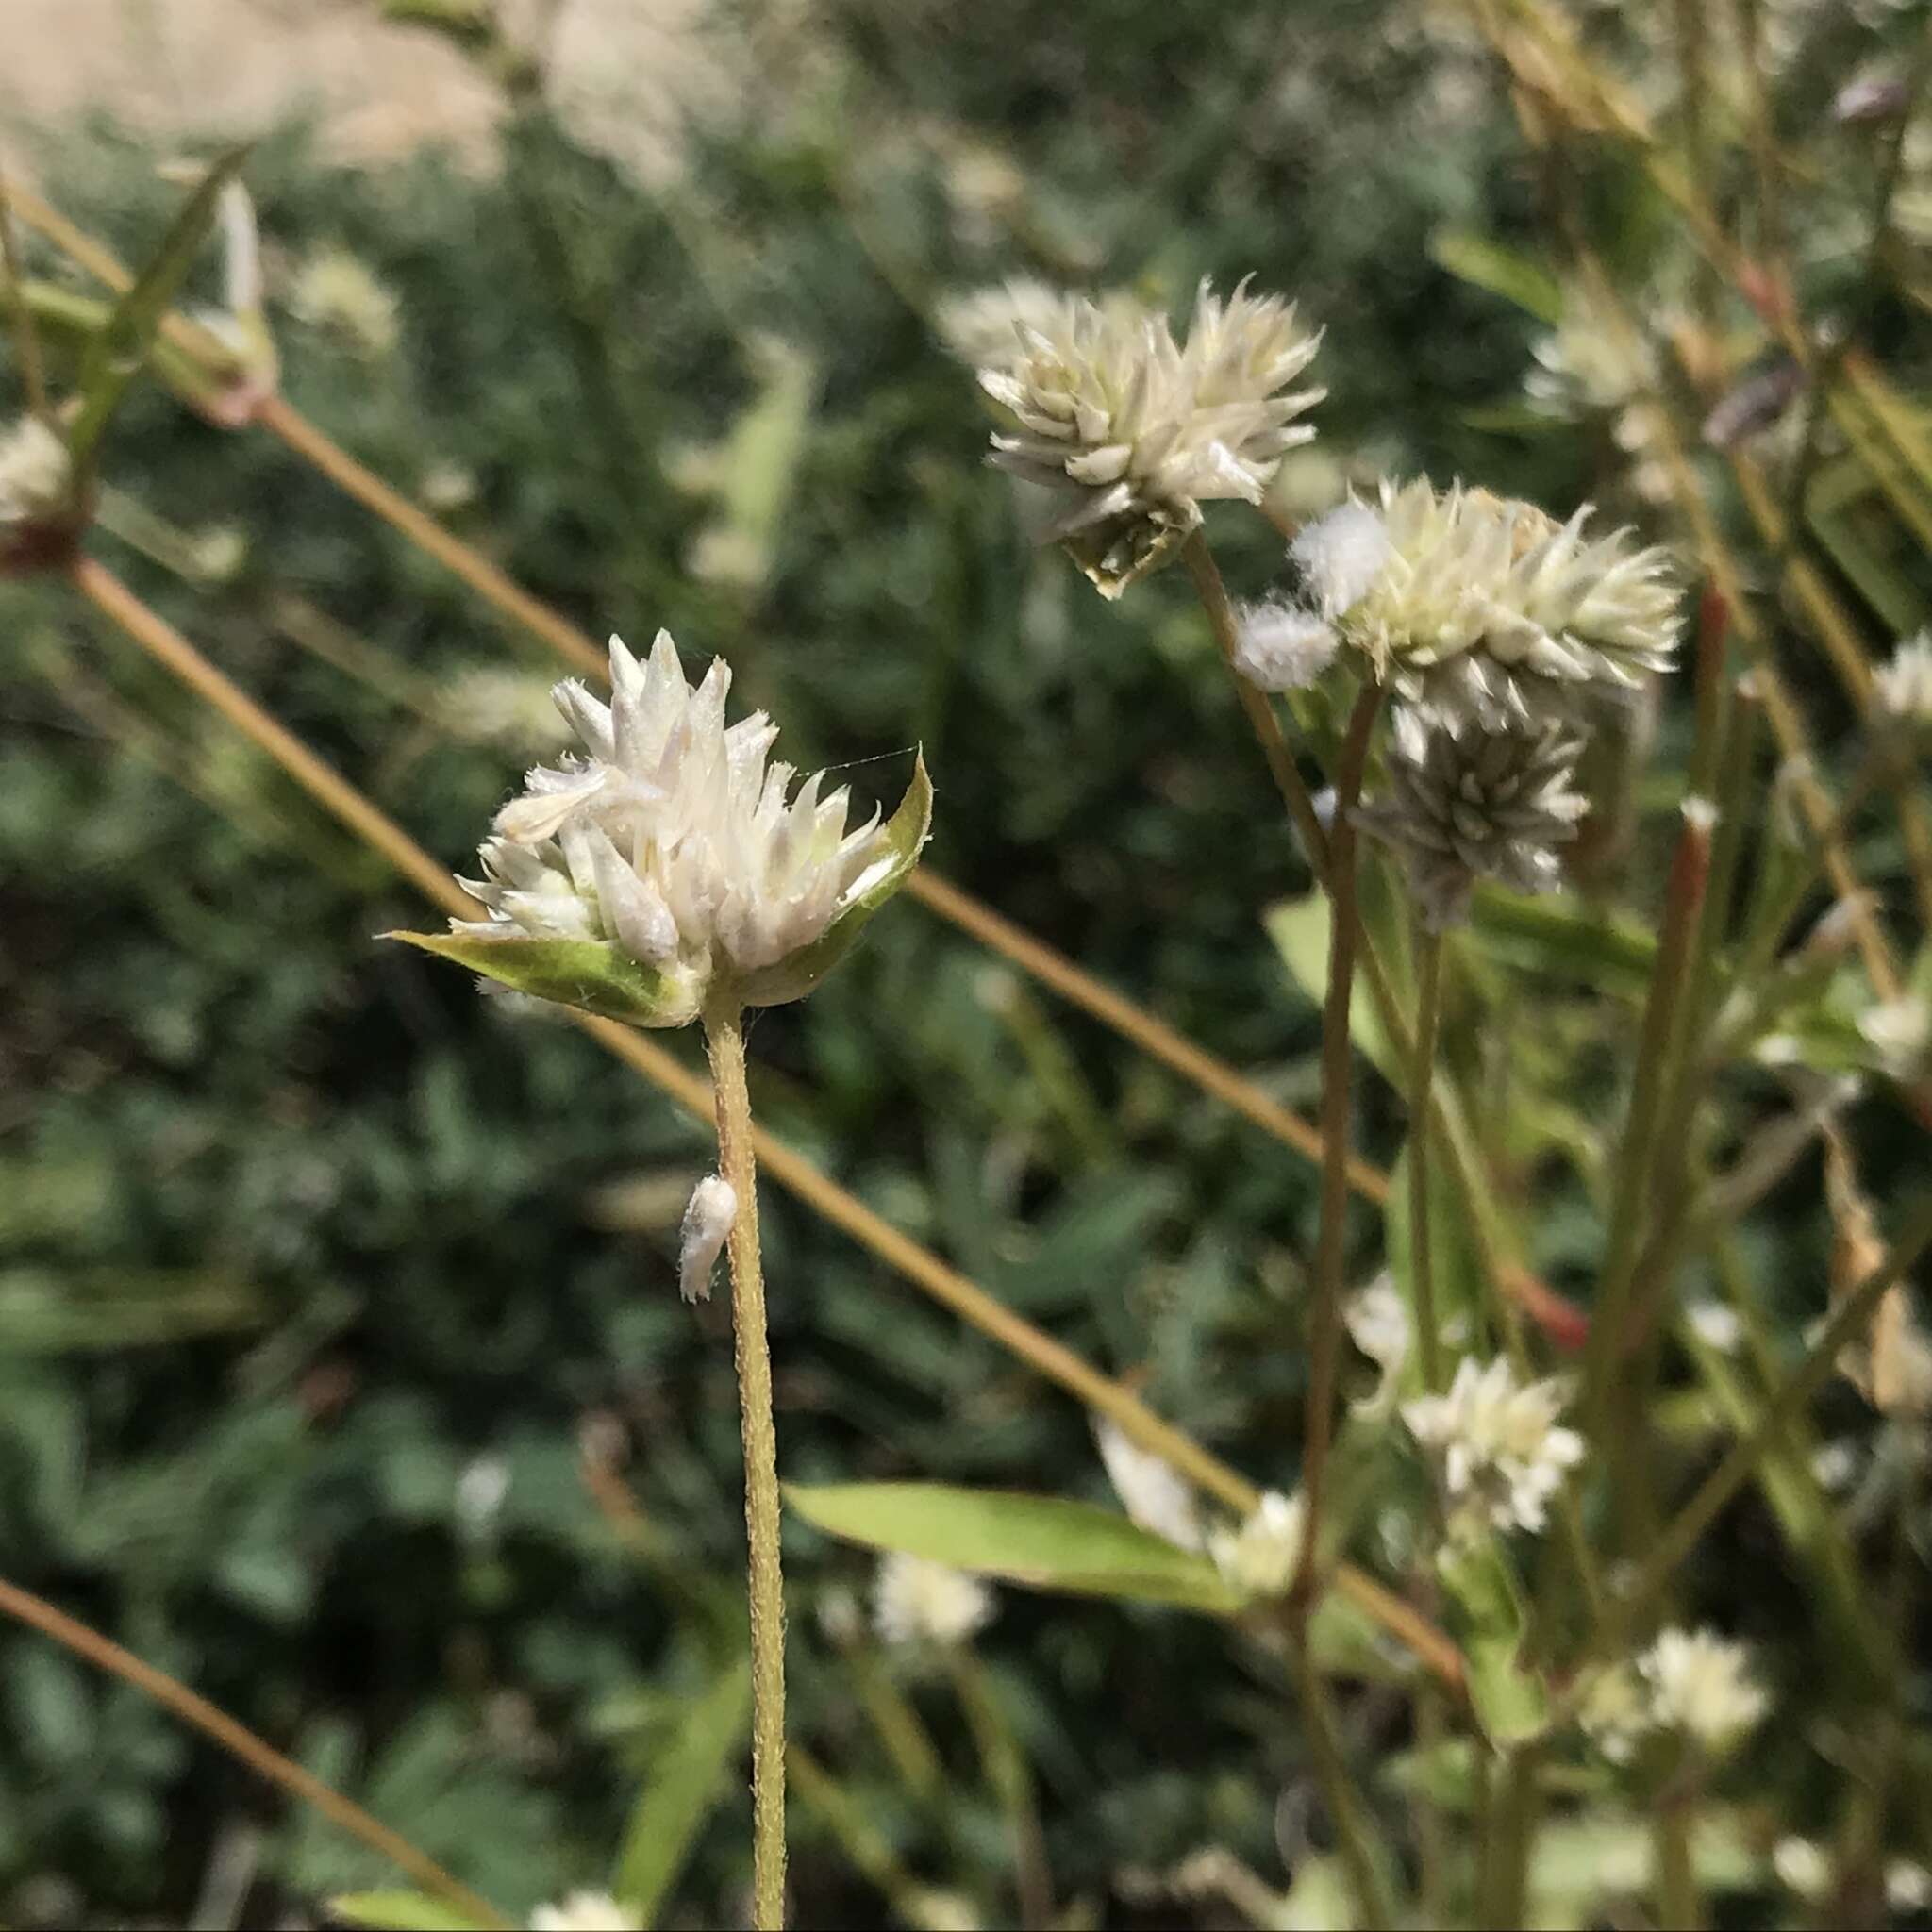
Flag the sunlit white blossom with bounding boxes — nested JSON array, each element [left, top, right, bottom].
[[1355, 708, 1590, 930], [529, 1891, 641, 1931], [1874, 631, 1932, 724], [677, 1174, 737, 1305], [873, 1552, 996, 1646], [1095, 1420, 1204, 1552], [1774, 1838, 1831, 1899], [1208, 1490, 1307, 1598], [1402, 1356, 1585, 1538], [1231, 598, 1341, 692], [1638, 1626, 1769, 1754], [1291, 478, 1680, 724], [977, 279, 1323, 596], [1860, 995, 1931, 1076], [447, 631, 925, 1024], [440, 667, 575, 752], [1888, 1860, 1932, 1911], [1686, 1301, 1742, 1354], [937, 277, 1133, 369]]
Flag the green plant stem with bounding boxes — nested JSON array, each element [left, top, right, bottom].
[[701, 1000, 789, 1930], [1657, 1790, 1703, 1932], [1287, 1637, 1394, 1930], [1481, 1746, 1542, 1930], [1298, 682, 1383, 1601], [946, 1647, 1053, 1929], [1408, 926, 1447, 1391]]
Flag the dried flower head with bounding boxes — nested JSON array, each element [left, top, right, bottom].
[[1637, 1626, 1768, 1754], [529, 1892, 641, 1931], [1095, 1420, 1204, 1552], [400, 632, 929, 1026], [1291, 479, 1680, 724], [873, 1552, 997, 1647], [977, 279, 1322, 597], [289, 245, 401, 358], [1208, 1490, 1307, 1599], [1402, 1356, 1585, 1539], [1355, 708, 1589, 930], [1875, 632, 1932, 727]]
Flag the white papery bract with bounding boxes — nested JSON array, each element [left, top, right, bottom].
[[873, 1552, 997, 1647], [1638, 1627, 1769, 1755], [441, 631, 925, 1024], [1355, 708, 1590, 930], [1208, 1490, 1307, 1599], [1291, 479, 1681, 724], [1095, 1420, 1205, 1553], [1402, 1357, 1585, 1540], [977, 279, 1323, 597], [529, 1892, 641, 1931]]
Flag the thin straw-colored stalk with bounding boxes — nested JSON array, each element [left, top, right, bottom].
[[71, 553, 1465, 1690], [1407, 927, 1447, 1392], [702, 1000, 788, 1929], [1297, 683, 1381, 1598], [1287, 1637, 1395, 1931], [0, 1574, 508, 1929]]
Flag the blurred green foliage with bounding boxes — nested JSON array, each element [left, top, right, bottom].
[[2, 0, 1927, 1924]]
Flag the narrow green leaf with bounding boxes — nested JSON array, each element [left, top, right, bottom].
[[785, 1481, 1244, 1613], [328, 1892, 491, 1931], [69, 144, 255, 475], [382, 931, 703, 1029], [613, 1656, 753, 1926], [1427, 228, 1566, 324], [1467, 886, 1658, 998], [1383, 1142, 1484, 1350], [736, 750, 934, 1008], [1262, 891, 1400, 1080], [0, 1267, 266, 1353]]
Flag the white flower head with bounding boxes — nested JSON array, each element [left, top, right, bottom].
[[1887, 1861, 1932, 1911], [1355, 708, 1590, 931], [529, 1891, 641, 1931], [1637, 1626, 1769, 1755], [1095, 1420, 1204, 1552], [1208, 1490, 1307, 1599], [873, 1553, 996, 1647], [1577, 1660, 1648, 1765], [1686, 1300, 1742, 1354], [1874, 631, 1932, 726], [1294, 479, 1681, 725], [1344, 1273, 1411, 1415], [1774, 1839, 1832, 1900], [0, 416, 73, 527], [979, 278, 1323, 596], [1860, 995, 1931, 1076], [677, 1174, 736, 1305], [289, 245, 401, 358], [1231, 598, 1341, 692], [428, 632, 929, 1026], [440, 667, 575, 752], [937, 278, 1139, 370], [1402, 1356, 1585, 1539]]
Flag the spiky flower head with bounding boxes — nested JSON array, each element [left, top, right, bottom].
[[1095, 1420, 1204, 1552], [1355, 708, 1589, 930], [977, 279, 1323, 597], [873, 1552, 997, 1647], [529, 1893, 641, 1932], [1637, 1626, 1768, 1754], [1289, 479, 1680, 725], [1208, 1490, 1307, 1599], [937, 277, 1140, 370], [395, 632, 929, 1026], [1402, 1356, 1585, 1540]]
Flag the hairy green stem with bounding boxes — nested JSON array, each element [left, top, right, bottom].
[[1408, 927, 1447, 1391], [702, 1001, 789, 1929]]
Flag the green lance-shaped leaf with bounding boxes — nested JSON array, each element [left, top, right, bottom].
[[613, 1655, 753, 1926], [785, 1480, 1245, 1614], [382, 932, 705, 1028], [1426, 227, 1566, 325], [67, 143, 254, 479], [733, 749, 934, 1008], [328, 1894, 493, 1932], [1264, 890, 1402, 1081], [1436, 1539, 1548, 1745]]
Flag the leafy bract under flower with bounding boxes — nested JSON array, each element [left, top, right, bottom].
[[392, 631, 930, 1025], [977, 278, 1323, 597], [1292, 479, 1681, 724]]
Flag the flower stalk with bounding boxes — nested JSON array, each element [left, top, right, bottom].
[[702, 999, 789, 1929], [1407, 927, 1447, 1392]]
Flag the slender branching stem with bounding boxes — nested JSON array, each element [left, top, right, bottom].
[[1287, 1635, 1395, 1931], [1657, 1781, 1704, 1932], [700, 1000, 789, 1929], [1298, 683, 1382, 1602], [1408, 926, 1447, 1392], [0, 1576, 508, 1928]]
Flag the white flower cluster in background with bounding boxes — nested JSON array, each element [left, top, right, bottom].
[[975, 279, 1323, 595], [288, 244, 401, 358], [872, 1552, 997, 1647], [0, 416, 72, 531], [1402, 1356, 1585, 1540], [1208, 1490, 1307, 1599], [529, 1891, 641, 1931], [1578, 1626, 1769, 1763]]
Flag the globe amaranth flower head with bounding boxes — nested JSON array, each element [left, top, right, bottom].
[[977, 278, 1324, 598], [1355, 707, 1590, 930], [1637, 1626, 1769, 1755], [1287, 478, 1681, 725], [873, 1552, 997, 1647], [1402, 1356, 1585, 1540], [391, 631, 931, 1026]]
